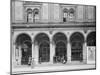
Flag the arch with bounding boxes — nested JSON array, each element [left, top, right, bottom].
[[34, 33, 50, 45], [15, 33, 32, 65], [15, 33, 32, 46], [70, 32, 84, 43], [34, 33, 50, 63], [53, 32, 67, 44], [33, 8, 39, 15], [69, 8, 75, 14], [63, 8, 69, 13], [70, 32, 84, 61], [63, 8, 68, 22], [27, 8, 32, 13], [87, 31, 96, 46], [53, 32, 67, 63], [27, 8, 33, 23], [33, 8, 40, 22]]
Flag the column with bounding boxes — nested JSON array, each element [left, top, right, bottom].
[[31, 42, 35, 67], [32, 43, 34, 59], [13, 43, 16, 66], [83, 42, 87, 63], [67, 42, 71, 63], [34, 44, 38, 65], [18, 46, 21, 65], [15, 46, 21, 65], [50, 41, 55, 64]]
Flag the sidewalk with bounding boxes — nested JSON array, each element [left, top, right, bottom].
[[12, 64, 95, 74]]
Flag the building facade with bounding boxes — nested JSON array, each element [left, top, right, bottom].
[[11, 0, 96, 74]]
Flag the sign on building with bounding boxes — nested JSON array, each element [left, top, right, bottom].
[[87, 46, 96, 64]]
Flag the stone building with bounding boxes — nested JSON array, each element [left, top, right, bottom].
[[11, 0, 96, 74]]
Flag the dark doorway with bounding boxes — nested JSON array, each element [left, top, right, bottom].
[[16, 34, 32, 65], [56, 41, 66, 57], [70, 32, 84, 61], [39, 41, 50, 63], [34, 33, 50, 63], [53, 32, 67, 63]]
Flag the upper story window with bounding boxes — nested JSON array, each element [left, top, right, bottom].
[[63, 8, 69, 22], [27, 8, 33, 23], [33, 8, 39, 22], [27, 8, 40, 23], [69, 8, 75, 19], [63, 8, 75, 22]]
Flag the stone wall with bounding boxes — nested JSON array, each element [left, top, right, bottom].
[[11, 1, 96, 24]]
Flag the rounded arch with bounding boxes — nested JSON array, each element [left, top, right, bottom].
[[53, 32, 67, 44], [15, 33, 32, 46], [34, 33, 50, 63], [87, 31, 96, 46], [15, 33, 32, 65], [27, 8, 32, 13], [69, 8, 75, 14], [33, 8, 39, 15], [63, 8, 69, 13], [70, 32, 84, 43], [34, 33, 50, 45], [27, 8, 33, 23], [53, 32, 67, 63], [70, 32, 84, 61]]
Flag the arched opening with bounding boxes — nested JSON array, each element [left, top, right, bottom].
[[34, 33, 50, 63], [63, 8, 75, 22], [70, 32, 84, 61], [53, 32, 67, 63], [69, 8, 75, 19], [33, 8, 39, 22], [15, 33, 32, 65], [86, 31, 96, 62], [27, 8, 33, 23], [87, 31, 96, 46], [63, 8, 68, 22]]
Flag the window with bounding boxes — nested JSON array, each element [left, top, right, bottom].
[[71, 41, 83, 61], [34, 33, 50, 63], [33, 8, 39, 22], [63, 8, 68, 22], [53, 32, 67, 63], [70, 32, 84, 61], [63, 8, 75, 22], [39, 41, 50, 63], [69, 8, 75, 19], [27, 8, 33, 23], [56, 41, 66, 57], [15, 34, 32, 65], [26, 8, 40, 23]]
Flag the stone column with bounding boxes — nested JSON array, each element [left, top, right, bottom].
[[31, 43, 33, 58], [13, 44, 16, 66], [83, 42, 87, 63], [31, 42, 35, 68], [67, 42, 71, 63], [18, 46, 21, 65], [50, 41, 55, 64], [34, 44, 38, 65], [15, 46, 22, 65]]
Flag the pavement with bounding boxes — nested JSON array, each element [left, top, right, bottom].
[[12, 63, 96, 74]]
